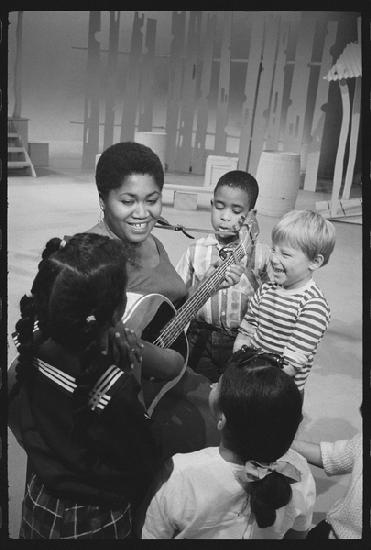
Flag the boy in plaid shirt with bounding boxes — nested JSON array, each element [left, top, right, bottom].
[[176, 171, 272, 382]]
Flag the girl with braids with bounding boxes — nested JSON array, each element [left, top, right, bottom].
[[9, 232, 166, 539], [141, 348, 316, 539]]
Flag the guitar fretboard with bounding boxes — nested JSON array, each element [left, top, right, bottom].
[[153, 241, 247, 349]]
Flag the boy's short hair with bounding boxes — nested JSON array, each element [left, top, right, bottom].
[[272, 209, 336, 266], [214, 170, 259, 209]]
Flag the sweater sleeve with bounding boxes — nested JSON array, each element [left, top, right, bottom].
[[283, 295, 330, 373], [320, 434, 360, 476]]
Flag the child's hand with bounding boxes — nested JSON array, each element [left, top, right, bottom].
[[220, 263, 244, 288], [233, 333, 252, 352], [200, 261, 244, 290], [203, 260, 220, 280], [101, 323, 144, 383], [282, 363, 296, 377]]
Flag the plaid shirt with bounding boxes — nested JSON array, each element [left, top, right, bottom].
[[175, 234, 273, 333], [20, 473, 132, 539]]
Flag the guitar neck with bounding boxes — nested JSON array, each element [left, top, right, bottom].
[[155, 242, 247, 349]]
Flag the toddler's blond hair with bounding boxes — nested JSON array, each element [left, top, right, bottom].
[[272, 209, 336, 266]]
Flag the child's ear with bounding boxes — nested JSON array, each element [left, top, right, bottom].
[[210, 199, 214, 207], [99, 195, 105, 211], [217, 413, 226, 431], [309, 254, 324, 271]]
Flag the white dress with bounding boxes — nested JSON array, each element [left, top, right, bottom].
[[142, 446, 316, 539]]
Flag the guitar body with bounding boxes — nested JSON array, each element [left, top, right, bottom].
[[122, 292, 189, 362], [122, 292, 189, 415]]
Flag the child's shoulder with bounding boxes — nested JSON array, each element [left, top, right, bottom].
[[304, 279, 329, 304], [196, 233, 217, 245], [185, 233, 216, 251], [260, 281, 277, 292], [172, 447, 220, 472], [282, 448, 314, 478]]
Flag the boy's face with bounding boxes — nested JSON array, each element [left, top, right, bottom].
[[271, 240, 315, 290], [211, 185, 251, 243]]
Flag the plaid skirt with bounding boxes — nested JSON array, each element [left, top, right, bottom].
[[19, 472, 132, 539]]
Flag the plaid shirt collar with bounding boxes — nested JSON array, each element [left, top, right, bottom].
[[204, 232, 240, 251]]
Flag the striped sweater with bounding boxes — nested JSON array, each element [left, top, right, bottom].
[[238, 279, 330, 390]]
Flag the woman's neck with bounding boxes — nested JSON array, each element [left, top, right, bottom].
[[101, 218, 121, 240]]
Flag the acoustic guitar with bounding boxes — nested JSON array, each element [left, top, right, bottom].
[[122, 210, 260, 416]]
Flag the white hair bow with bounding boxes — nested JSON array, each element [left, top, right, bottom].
[[240, 460, 301, 484]]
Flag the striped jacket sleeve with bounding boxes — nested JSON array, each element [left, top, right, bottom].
[[283, 296, 330, 373]]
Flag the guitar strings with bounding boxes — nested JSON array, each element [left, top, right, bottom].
[[155, 240, 250, 348]]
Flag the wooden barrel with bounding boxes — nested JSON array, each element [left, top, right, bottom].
[[255, 151, 300, 217], [135, 131, 167, 168]]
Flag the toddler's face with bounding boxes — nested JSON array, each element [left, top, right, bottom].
[[211, 186, 251, 243], [271, 240, 314, 290]]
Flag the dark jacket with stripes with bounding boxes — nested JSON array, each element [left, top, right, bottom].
[[15, 337, 161, 509]]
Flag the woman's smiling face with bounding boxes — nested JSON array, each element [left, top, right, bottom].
[[101, 173, 162, 243]]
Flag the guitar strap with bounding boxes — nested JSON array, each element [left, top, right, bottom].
[[155, 217, 238, 240], [155, 217, 197, 239]]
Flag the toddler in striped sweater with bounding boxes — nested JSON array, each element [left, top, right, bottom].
[[233, 209, 336, 395]]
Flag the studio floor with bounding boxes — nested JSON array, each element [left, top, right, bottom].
[[7, 165, 362, 538]]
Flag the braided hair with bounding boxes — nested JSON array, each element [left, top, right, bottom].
[[10, 232, 128, 402], [219, 348, 303, 528]]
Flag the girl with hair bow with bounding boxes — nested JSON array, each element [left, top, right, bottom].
[[141, 348, 316, 539]]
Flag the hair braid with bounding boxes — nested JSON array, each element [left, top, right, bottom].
[[9, 295, 38, 401]]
